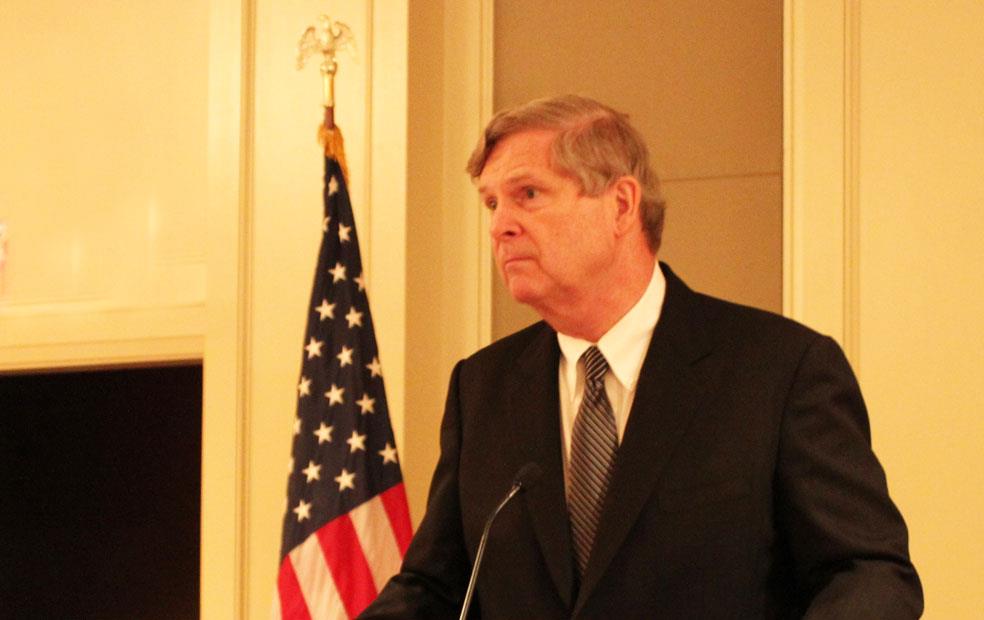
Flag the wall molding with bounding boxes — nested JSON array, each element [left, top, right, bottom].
[[0, 304, 203, 372], [440, 0, 495, 357], [367, 0, 408, 448], [477, 0, 495, 347], [783, 0, 860, 364], [201, 0, 252, 616], [842, 0, 861, 365]]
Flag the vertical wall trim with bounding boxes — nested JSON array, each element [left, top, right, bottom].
[[202, 0, 253, 616], [782, 0, 855, 354], [441, 0, 493, 357], [477, 0, 495, 346], [236, 0, 257, 613], [843, 0, 862, 366], [363, 0, 375, 276], [782, 0, 796, 319], [368, 0, 409, 452]]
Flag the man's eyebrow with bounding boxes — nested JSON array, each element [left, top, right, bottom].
[[477, 171, 541, 194]]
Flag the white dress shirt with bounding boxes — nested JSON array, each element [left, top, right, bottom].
[[556, 262, 666, 471]]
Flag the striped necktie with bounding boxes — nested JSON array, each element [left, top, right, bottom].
[[567, 346, 618, 576]]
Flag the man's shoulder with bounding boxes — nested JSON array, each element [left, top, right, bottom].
[[699, 291, 815, 336], [685, 286, 832, 365], [661, 262, 821, 347], [463, 320, 554, 368], [447, 321, 556, 399]]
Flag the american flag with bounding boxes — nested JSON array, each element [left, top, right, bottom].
[[275, 150, 412, 619]]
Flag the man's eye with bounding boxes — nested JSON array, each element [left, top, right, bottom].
[[523, 187, 538, 199], [485, 198, 497, 211]]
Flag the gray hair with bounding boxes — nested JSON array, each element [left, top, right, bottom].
[[467, 94, 666, 251]]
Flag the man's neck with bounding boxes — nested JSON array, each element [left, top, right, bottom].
[[542, 255, 658, 342]]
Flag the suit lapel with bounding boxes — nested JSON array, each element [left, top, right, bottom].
[[504, 325, 576, 609], [573, 264, 716, 615]]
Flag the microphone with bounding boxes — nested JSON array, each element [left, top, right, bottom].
[[459, 463, 542, 620]]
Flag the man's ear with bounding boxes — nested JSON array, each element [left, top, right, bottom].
[[611, 175, 642, 236]]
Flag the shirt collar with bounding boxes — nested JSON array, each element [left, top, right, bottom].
[[557, 261, 666, 390]]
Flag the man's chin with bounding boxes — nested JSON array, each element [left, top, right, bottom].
[[506, 281, 543, 308]]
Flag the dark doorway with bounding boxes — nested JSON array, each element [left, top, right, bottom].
[[0, 364, 202, 619]]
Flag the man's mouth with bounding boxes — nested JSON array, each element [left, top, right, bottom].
[[501, 256, 532, 269]]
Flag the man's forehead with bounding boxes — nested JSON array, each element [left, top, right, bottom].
[[490, 128, 557, 158], [478, 129, 559, 188]]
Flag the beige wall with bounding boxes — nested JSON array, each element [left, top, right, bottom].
[[404, 0, 496, 531], [492, 0, 783, 338], [857, 3, 984, 615], [786, 1, 984, 615], [405, 0, 449, 531], [3, 0, 413, 616], [0, 0, 209, 369], [5, 1, 983, 617]]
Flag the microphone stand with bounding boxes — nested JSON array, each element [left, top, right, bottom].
[[458, 462, 541, 620]]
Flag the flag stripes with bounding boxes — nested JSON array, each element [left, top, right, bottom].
[[318, 516, 378, 618], [288, 533, 346, 620], [278, 483, 411, 618], [379, 484, 413, 554], [277, 554, 315, 620], [349, 493, 404, 592]]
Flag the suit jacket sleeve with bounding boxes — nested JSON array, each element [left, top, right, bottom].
[[358, 361, 471, 619], [776, 335, 923, 618]]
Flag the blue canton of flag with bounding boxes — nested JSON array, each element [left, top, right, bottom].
[[275, 153, 412, 620]]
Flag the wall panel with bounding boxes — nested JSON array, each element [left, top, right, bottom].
[[0, 0, 210, 370], [785, 1, 984, 615], [857, 3, 984, 616], [492, 0, 783, 338]]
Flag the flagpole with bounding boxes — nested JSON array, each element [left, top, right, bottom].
[[321, 56, 336, 130]]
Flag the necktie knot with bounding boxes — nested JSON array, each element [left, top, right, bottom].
[[581, 346, 609, 385]]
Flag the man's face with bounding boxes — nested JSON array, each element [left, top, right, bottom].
[[478, 129, 617, 314]]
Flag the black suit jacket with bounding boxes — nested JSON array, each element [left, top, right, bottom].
[[362, 263, 922, 619]]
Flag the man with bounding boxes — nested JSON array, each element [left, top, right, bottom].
[[361, 95, 922, 618]]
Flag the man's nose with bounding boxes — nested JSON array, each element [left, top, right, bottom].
[[489, 203, 520, 240]]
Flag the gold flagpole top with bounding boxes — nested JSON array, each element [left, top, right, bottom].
[[297, 15, 356, 130], [298, 14, 355, 177]]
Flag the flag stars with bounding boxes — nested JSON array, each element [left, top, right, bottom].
[[283, 162, 411, 551], [345, 307, 364, 329], [329, 262, 347, 283], [347, 430, 367, 453], [304, 337, 324, 359], [379, 442, 399, 465], [337, 345, 354, 367], [313, 422, 334, 444], [302, 461, 321, 483], [325, 383, 345, 406], [335, 468, 356, 492], [356, 393, 376, 415], [294, 499, 312, 522], [315, 299, 336, 320], [297, 376, 311, 397]]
